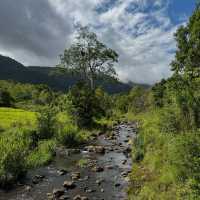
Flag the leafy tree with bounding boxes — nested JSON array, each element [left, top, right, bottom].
[[0, 89, 13, 107], [60, 26, 118, 89], [37, 106, 58, 139], [170, 4, 200, 129], [152, 79, 167, 107], [68, 82, 103, 128]]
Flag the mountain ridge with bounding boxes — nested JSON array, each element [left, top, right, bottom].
[[0, 54, 150, 93]]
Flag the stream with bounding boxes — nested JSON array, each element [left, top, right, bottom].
[[0, 123, 136, 200]]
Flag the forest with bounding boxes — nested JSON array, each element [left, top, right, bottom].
[[0, 2, 200, 200]]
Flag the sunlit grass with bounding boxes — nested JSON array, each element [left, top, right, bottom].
[[0, 107, 37, 129]]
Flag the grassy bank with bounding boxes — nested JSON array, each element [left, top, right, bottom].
[[128, 109, 200, 200], [0, 107, 93, 187]]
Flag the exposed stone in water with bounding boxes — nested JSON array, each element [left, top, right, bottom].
[[53, 188, 65, 198], [57, 169, 68, 176], [32, 174, 45, 184], [115, 183, 121, 187], [73, 195, 89, 200], [71, 172, 81, 180], [92, 166, 104, 172], [59, 195, 70, 200], [63, 181, 76, 189]]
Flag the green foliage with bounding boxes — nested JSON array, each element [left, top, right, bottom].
[[115, 86, 150, 114], [0, 89, 13, 107], [56, 124, 78, 147], [60, 26, 118, 89], [128, 87, 149, 114], [152, 79, 167, 107], [170, 5, 200, 129], [127, 7, 200, 197], [129, 108, 200, 200], [56, 123, 90, 147], [0, 127, 31, 186], [68, 82, 106, 128], [36, 106, 58, 139], [158, 107, 181, 134], [0, 80, 57, 110], [0, 107, 36, 129], [26, 140, 56, 168]]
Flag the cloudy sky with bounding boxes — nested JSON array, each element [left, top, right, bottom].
[[0, 0, 196, 84]]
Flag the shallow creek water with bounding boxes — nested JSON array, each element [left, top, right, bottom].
[[0, 123, 136, 200]]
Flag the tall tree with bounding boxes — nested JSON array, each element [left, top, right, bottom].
[[170, 4, 200, 128], [60, 26, 118, 90]]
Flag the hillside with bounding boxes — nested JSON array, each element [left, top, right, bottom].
[[0, 55, 144, 93]]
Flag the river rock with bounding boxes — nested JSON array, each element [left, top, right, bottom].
[[123, 147, 131, 154], [122, 159, 127, 165], [47, 193, 53, 200], [71, 172, 81, 180], [63, 181, 76, 189], [85, 146, 105, 154], [25, 185, 32, 192], [32, 174, 45, 184], [59, 195, 70, 200], [115, 183, 121, 187], [96, 179, 104, 185], [105, 165, 114, 170], [95, 146, 105, 154], [57, 169, 68, 176], [85, 188, 95, 193], [92, 166, 104, 172], [53, 188, 65, 198], [68, 149, 81, 155], [73, 195, 89, 200]]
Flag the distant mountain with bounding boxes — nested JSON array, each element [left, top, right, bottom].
[[0, 54, 148, 93]]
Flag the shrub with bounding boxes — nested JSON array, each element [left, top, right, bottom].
[[0, 89, 13, 107], [68, 82, 104, 128], [36, 106, 58, 139], [26, 140, 56, 168], [56, 124, 79, 147], [159, 107, 181, 134], [56, 123, 90, 147], [0, 128, 30, 186]]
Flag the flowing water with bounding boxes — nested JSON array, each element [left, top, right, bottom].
[[0, 123, 136, 200]]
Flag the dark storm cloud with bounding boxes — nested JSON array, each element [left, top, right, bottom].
[[0, 0, 72, 64]]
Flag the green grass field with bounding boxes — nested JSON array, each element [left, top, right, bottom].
[[0, 107, 36, 129]]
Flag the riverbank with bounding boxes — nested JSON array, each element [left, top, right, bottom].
[[0, 123, 136, 200]]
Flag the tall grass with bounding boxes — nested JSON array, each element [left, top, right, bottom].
[[0, 107, 36, 129], [129, 108, 200, 200]]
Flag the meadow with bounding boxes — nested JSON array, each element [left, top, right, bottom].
[[0, 107, 36, 129]]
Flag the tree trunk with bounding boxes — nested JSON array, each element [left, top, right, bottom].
[[90, 76, 94, 90]]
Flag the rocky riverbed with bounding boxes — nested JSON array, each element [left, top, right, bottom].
[[0, 123, 137, 200]]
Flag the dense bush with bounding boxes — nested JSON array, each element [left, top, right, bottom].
[[55, 123, 90, 147], [0, 80, 57, 109], [0, 89, 13, 107], [68, 82, 106, 128], [26, 140, 56, 168], [0, 128, 31, 186], [36, 106, 58, 139], [159, 107, 181, 134], [115, 87, 150, 115]]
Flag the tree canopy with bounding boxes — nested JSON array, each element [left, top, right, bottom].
[[60, 26, 118, 89]]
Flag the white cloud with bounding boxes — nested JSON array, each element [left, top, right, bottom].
[[0, 0, 185, 84], [46, 0, 182, 84]]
